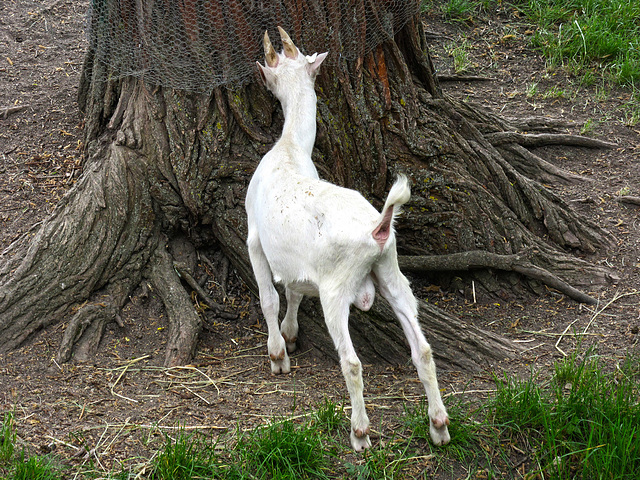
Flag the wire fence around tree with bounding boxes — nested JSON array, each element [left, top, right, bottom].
[[87, 0, 420, 93]]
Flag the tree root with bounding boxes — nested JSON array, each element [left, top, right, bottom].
[[57, 303, 117, 363], [174, 264, 238, 320], [293, 293, 524, 371], [486, 132, 617, 149], [444, 96, 571, 133], [147, 243, 202, 367], [499, 143, 589, 184], [503, 116, 572, 132], [56, 282, 135, 363], [438, 75, 496, 82], [398, 252, 598, 305], [618, 196, 640, 207]]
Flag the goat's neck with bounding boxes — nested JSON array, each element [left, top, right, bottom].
[[278, 88, 318, 156]]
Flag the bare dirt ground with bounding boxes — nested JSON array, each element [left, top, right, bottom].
[[1, 1, 638, 477]]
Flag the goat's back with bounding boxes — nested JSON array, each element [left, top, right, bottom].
[[248, 172, 383, 286]]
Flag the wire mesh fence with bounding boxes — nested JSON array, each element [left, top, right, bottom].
[[88, 0, 420, 92]]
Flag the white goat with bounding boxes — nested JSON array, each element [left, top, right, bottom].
[[245, 27, 450, 451]]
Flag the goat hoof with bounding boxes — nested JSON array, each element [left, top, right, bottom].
[[350, 430, 372, 452], [286, 339, 297, 353], [270, 353, 291, 375], [281, 334, 297, 353], [430, 415, 451, 446], [269, 349, 286, 361]]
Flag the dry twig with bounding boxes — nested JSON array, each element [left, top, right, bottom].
[[109, 355, 150, 402], [555, 290, 639, 355], [1, 104, 29, 118]]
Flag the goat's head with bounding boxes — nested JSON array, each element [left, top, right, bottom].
[[256, 27, 328, 99]]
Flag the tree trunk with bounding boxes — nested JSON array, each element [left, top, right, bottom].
[[0, 1, 615, 370]]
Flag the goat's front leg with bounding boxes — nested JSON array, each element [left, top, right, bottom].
[[321, 291, 371, 452], [248, 236, 290, 374], [280, 288, 303, 353], [375, 259, 450, 446]]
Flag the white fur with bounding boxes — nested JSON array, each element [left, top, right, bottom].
[[246, 28, 450, 451]]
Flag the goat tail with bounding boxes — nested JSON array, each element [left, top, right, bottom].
[[372, 175, 411, 249]]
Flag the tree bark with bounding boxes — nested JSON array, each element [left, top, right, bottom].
[[0, 4, 615, 370]]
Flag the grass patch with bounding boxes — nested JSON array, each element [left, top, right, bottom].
[[150, 428, 220, 480], [345, 438, 413, 479], [11, 453, 65, 480], [492, 351, 640, 479], [0, 413, 65, 480], [2, 414, 67, 480], [311, 397, 350, 435], [622, 89, 640, 126], [234, 418, 333, 479], [446, 40, 473, 73], [1, 411, 16, 465], [509, 0, 640, 85], [148, 407, 341, 479], [442, 0, 485, 20], [400, 351, 640, 479]]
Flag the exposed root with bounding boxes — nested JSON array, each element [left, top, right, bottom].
[[500, 143, 589, 184], [503, 116, 572, 131], [438, 75, 495, 82], [57, 302, 117, 363], [486, 132, 617, 149], [174, 263, 238, 320], [617, 196, 640, 207], [147, 242, 202, 367], [56, 283, 134, 363], [398, 251, 599, 305], [494, 131, 613, 185], [445, 95, 571, 133]]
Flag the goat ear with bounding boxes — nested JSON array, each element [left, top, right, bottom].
[[256, 61, 269, 86], [306, 51, 328, 76]]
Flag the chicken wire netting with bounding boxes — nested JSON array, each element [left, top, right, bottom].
[[87, 0, 421, 93]]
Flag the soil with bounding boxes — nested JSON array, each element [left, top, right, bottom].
[[1, 1, 638, 477]]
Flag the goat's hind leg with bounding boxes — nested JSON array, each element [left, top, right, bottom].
[[281, 288, 302, 353], [320, 290, 371, 452], [374, 256, 450, 446], [247, 236, 290, 374]]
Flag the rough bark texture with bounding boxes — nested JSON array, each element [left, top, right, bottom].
[[0, 11, 615, 370]]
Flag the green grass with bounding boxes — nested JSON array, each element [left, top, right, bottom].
[[509, 0, 640, 85], [622, 89, 640, 126], [1, 411, 16, 464], [1, 411, 66, 480], [422, 0, 493, 21], [425, 0, 640, 86], [400, 350, 640, 479], [311, 397, 350, 434], [446, 41, 473, 73], [11, 453, 64, 480], [491, 351, 640, 479], [150, 429, 220, 479], [234, 418, 333, 479], [441, 0, 486, 20], [149, 402, 345, 480]]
